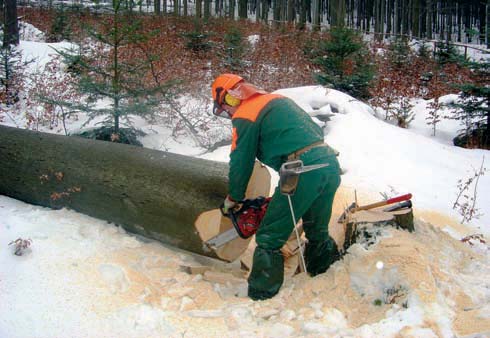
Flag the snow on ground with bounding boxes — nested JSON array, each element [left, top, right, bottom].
[[1, 23, 490, 338]]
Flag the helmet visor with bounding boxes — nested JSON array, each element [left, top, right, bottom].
[[212, 101, 232, 119]]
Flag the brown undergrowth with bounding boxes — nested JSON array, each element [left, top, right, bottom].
[[18, 8, 477, 101]]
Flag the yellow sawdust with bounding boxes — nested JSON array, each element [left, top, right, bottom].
[[453, 292, 490, 336]]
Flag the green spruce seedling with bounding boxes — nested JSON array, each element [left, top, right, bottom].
[[55, 0, 177, 145], [312, 27, 375, 100]]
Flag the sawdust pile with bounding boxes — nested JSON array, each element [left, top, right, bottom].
[[74, 218, 489, 337], [2, 191, 489, 338]]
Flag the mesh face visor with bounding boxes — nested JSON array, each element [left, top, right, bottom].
[[212, 87, 224, 116]]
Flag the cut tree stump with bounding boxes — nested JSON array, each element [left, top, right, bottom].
[[0, 125, 270, 261], [341, 207, 414, 251]]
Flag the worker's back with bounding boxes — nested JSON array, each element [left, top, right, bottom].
[[256, 96, 325, 171]]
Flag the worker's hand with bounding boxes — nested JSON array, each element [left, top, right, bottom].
[[222, 195, 237, 214]]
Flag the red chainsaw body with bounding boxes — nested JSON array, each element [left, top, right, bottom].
[[229, 197, 271, 239]]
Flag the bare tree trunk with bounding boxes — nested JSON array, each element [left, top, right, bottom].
[[386, 0, 392, 36], [312, 0, 320, 30], [298, 0, 307, 28], [229, 0, 235, 19], [487, 0, 490, 48], [447, 0, 453, 42], [426, 0, 432, 39], [394, 0, 398, 35], [330, 0, 345, 27], [154, 0, 161, 14], [204, 0, 211, 19], [238, 0, 247, 18], [374, 0, 383, 40], [456, 2, 461, 42], [380, 0, 386, 39], [412, 0, 419, 38], [273, 0, 280, 25], [401, 0, 408, 35], [173, 0, 179, 15], [3, 0, 19, 46], [0, 126, 238, 259], [260, 0, 267, 22], [196, 0, 202, 17], [287, 0, 294, 22]]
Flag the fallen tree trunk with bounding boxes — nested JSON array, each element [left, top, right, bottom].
[[0, 125, 260, 260]]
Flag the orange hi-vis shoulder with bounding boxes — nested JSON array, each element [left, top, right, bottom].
[[231, 127, 238, 151], [232, 94, 283, 122]]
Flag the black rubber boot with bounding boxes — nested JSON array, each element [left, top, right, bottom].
[[304, 238, 340, 276], [248, 247, 284, 300]]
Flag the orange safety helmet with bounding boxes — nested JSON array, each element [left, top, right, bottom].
[[211, 74, 244, 116]]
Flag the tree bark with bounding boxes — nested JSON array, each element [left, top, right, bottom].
[[487, 0, 490, 48], [229, 0, 235, 19], [412, 0, 419, 38], [238, 0, 248, 18], [204, 0, 211, 20], [3, 0, 19, 46], [173, 0, 179, 15], [154, 0, 161, 14], [394, 0, 399, 35], [311, 0, 320, 30], [286, 0, 293, 22], [0, 125, 259, 261], [196, 0, 202, 18], [426, 0, 432, 39], [261, 0, 268, 22]]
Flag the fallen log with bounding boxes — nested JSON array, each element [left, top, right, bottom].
[[0, 125, 270, 261]]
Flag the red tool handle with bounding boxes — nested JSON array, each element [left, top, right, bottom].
[[356, 193, 412, 211], [386, 193, 412, 204]]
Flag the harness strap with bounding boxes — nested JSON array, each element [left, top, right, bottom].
[[287, 141, 328, 161]]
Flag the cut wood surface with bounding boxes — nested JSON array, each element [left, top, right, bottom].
[[341, 207, 415, 251], [0, 125, 272, 260], [194, 161, 271, 262]]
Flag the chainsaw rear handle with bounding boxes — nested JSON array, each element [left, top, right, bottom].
[[219, 198, 246, 217], [219, 203, 230, 217]]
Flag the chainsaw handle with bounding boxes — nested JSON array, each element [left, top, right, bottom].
[[219, 200, 246, 217], [219, 203, 229, 217]]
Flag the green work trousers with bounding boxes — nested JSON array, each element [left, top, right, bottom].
[[248, 146, 341, 300]]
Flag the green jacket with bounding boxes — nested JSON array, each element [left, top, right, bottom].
[[229, 94, 324, 201]]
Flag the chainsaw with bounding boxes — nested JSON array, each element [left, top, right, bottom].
[[205, 196, 271, 250]]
